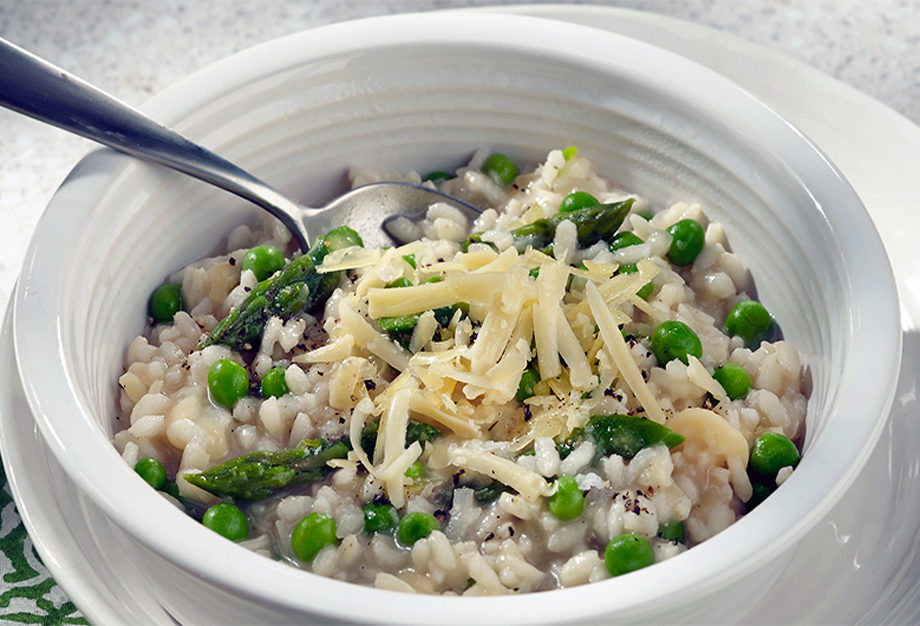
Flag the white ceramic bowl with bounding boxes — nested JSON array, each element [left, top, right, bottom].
[[12, 11, 900, 624]]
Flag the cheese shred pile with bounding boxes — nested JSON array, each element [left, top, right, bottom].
[[302, 237, 665, 501]]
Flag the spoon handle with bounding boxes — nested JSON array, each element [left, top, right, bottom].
[[0, 37, 310, 250]]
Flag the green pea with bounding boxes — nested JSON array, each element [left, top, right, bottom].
[[397, 511, 438, 546], [202, 502, 249, 541], [482, 153, 518, 187], [385, 277, 413, 289], [725, 299, 774, 348], [208, 358, 249, 408], [609, 231, 644, 252], [404, 460, 424, 479], [559, 191, 598, 213], [135, 457, 167, 490], [747, 479, 773, 509], [516, 366, 541, 403], [657, 520, 684, 542], [666, 219, 705, 266], [148, 283, 183, 324], [616, 263, 654, 300], [260, 366, 289, 399], [750, 432, 800, 478], [547, 475, 585, 521], [649, 320, 702, 366], [422, 170, 453, 184], [362, 503, 398, 534], [604, 533, 655, 576], [712, 362, 752, 400], [242, 245, 285, 281], [292, 512, 338, 561]]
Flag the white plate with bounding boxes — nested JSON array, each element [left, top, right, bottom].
[[0, 300, 175, 624], [1, 5, 918, 624]]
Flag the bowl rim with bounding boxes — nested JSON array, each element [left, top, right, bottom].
[[12, 10, 901, 623]]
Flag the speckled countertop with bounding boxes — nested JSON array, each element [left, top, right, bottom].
[[0, 0, 918, 621]]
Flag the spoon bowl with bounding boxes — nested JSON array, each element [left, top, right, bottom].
[[0, 37, 480, 251]]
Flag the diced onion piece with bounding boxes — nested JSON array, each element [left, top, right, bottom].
[[586, 281, 666, 424], [667, 407, 752, 501], [667, 408, 749, 464]]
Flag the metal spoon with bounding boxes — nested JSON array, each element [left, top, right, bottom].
[[0, 37, 480, 251]]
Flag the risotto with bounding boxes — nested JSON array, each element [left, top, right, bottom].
[[114, 147, 807, 594]]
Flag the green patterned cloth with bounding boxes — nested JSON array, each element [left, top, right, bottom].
[[0, 462, 87, 625]]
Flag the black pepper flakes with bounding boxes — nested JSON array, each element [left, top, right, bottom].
[[451, 470, 465, 487]]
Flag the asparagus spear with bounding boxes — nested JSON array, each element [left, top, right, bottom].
[[200, 226, 363, 350], [187, 417, 443, 501], [511, 198, 634, 252], [184, 438, 350, 501], [556, 414, 684, 461], [465, 198, 634, 253]]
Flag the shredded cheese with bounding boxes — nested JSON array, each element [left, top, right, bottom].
[[317, 246, 381, 273], [586, 281, 666, 424], [349, 396, 376, 473], [368, 272, 511, 318], [533, 261, 568, 380], [408, 392, 480, 438], [293, 334, 355, 364], [338, 299, 410, 371], [447, 442, 553, 501]]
